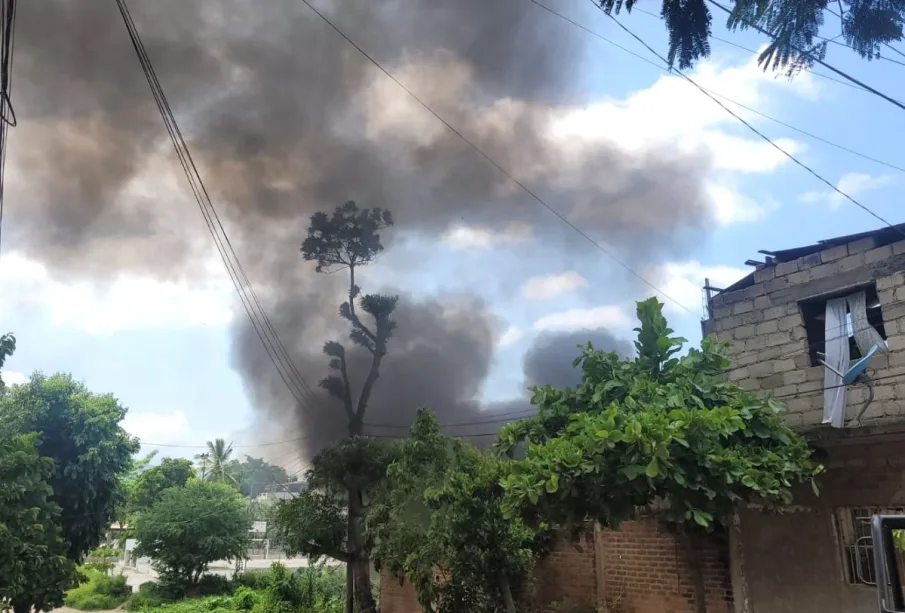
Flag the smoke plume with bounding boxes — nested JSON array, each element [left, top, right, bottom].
[[8, 0, 713, 458]]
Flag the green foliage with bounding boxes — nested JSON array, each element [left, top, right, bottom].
[[301, 200, 394, 274], [132, 458, 196, 510], [598, 0, 904, 73], [196, 439, 237, 485], [0, 430, 76, 612], [270, 437, 394, 562], [64, 568, 132, 611], [369, 409, 540, 613], [0, 331, 15, 393], [498, 298, 821, 535], [133, 480, 251, 586], [0, 373, 140, 560], [233, 456, 290, 498], [230, 587, 257, 611]]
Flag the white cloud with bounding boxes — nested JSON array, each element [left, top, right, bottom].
[[123, 410, 195, 445], [800, 172, 895, 211], [533, 305, 630, 331], [498, 326, 524, 347], [1, 370, 27, 386], [651, 261, 750, 315], [0, 252, 234, 334], [521, 271, 588, 300], [440, 222, 532, 250]]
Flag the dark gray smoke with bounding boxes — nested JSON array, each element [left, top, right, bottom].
[[523, 328, 633, 389], [8, 0, 713, 457]]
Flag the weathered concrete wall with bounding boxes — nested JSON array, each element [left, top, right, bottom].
[[733, 438, 905, 613], [704, 235, 905, 430]]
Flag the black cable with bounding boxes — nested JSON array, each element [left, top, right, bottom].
[[115, 0, 324, 411], [0, 0, 16, 259], [587, 2, 905, 238], [526, 0, 905, 175], [295, 0, 695, 315], [704, 0, 905, 113]]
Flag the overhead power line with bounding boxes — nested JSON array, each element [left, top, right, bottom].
[[703, 0, 905, 113], [526, 0, 905, 176], [115, 0, 324, 413], [584, 1, 905, 237], [295, 0, 695, 315], [0, 0, 16, 260]]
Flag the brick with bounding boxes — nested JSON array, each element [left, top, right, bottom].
[[837, 253, 866, 272], [763, 306, 787, 321], [865, 244, 894, 264], [775, 259, 799, 277], [883, 302, 905, 322], [756, 320, 779, 335], [754, 266, 775, 283], [821, 244, 848, 262], [749, 361, 773, 378], [732, 300, 755, 315], [775, 384, 798, 396], [766, 332, 791, 347], [893, 240, 905, 255], [774, 358, 797, 373], [798, 253, 822, 269], [783, 370, 807, 385], [888, 351, 905, 368], [809, 263, 837, 280], [886, 335, 905, 352], [895, 286, 905, 303], [761, 374, 784, 389], [786, 269, 812, 285], [778, 314, 801, 331], [848, 236, 877, 254], [745, 336, 767, 351], [880, 288, 897, 306], [766, 276, 792, 293], [733, 325, 756, 339], [753, 295, 772, 310], [878, 272, 905, 291]]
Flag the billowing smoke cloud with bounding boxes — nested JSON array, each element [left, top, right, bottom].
[[8, 0, 712, 459], [523, 328, 633, 389]]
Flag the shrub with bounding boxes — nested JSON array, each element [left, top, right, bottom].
[[191, 574, 232, 597], [64, 568, 132, 611], [230, 586, 257, 611], [232, 571, 269, 591]]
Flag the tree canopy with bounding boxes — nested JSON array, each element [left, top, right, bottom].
[[233, 456, 291, 498], [131, 457, 196, 511], [599, 0, 905, 74], [0, 431, 75, 613], [368, 410, 540, 613], [133, 480, 251, 586], [0, 332, 16, 393], [0, 373, 139, 561], [497, 298, 821, 534], [197, 438, 237, 484]]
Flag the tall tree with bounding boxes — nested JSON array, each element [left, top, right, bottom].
[[0, 373, 140, 562], [0, 430, 76, 613], [236, 455, 291, 498], [0, 332, 16, 393], [197, 439, 237, 485], [131, 457, 196, 510], [498, 298, 820, 613], [599, 0, 905, 74], [301, 201, 396, 613]]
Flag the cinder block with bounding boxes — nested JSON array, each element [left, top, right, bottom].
[[786, 270, 812, 285], [746, 336, 767, 351], [754, 295, 772, 310], [773, 359, 797, 373], [732, 300, 755, 315], [821, 244, 848, 263], [848, 236, 877, 254], [878, 272, 905, 291], [760, 374, 784, 389], [749, 361, 774, 378], [778, 315, 801, 331], [756, 320, 779, 335], [766, 332, 791, 347], [885, 335, 905, 352], [783, 370, 807, 385], [714, 306, 732, 319], [865, 245, 894, 264], [892, 241, 905, 256], [754, 266, 776, 283], [798, 253, 822, 269], [809, 263, 837, 280], [733, 325, 756, 340], [763, 306, 787, 321], [728, 368, 749, 382], [775, 260, 799, 277], [837, 253, 866, 272]]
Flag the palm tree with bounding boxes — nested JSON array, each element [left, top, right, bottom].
[[197, 439, 237, 484]]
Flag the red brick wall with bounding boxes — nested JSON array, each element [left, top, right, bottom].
[[378, 521, 734, 613], [600, 521, 734, 613]]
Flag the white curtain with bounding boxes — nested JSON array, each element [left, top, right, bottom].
[[823, 297, 849, 428], [846, 290, 887, 356]]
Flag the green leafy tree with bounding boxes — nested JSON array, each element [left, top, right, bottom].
[[269, 437, 394, 612], [498, 297, 820, 613], [197, 439, 237, 484], [0, 431, 76, 613], [0, 332, 16, 394], [0, 373, 140, 561], [131, 457, 195, 511], [132, 480, 251, 586], [115, 450, 159, 527], [369, 410, 540, 613], [301, 201, 396, 613], [599, 0, 905, 74], [235, 456, 291, 498]]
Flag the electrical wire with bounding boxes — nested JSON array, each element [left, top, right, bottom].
[[525, 0, 905, 175], [703, 0, 905, 113], [115, 0, 324, 413], [295, 0, 695, 315], [586, 1, 905, 237], [0, 0, 16, 259]]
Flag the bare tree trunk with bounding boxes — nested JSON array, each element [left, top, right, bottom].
[[498, 570, 517, 613], [684, 529, 708, 613], [345, 559, 354, 613]]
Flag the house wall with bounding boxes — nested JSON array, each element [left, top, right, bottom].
[[732, 439, 905, 613], [377, 521, 733, 613], [703, 235, 905, 430]]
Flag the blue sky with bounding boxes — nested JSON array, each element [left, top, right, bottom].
[[1, 2, 902, 468]]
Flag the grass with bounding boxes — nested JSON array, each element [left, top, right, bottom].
[[64, 568, 132, 611]]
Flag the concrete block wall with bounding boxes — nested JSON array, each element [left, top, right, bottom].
[[703, 236, 905, 431], [599, 521, 733, 613]]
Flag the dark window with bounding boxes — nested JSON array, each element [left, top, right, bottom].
[[800, 284, 887, 367]]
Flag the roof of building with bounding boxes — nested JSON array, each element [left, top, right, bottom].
[[718, 222, 905, 295]]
